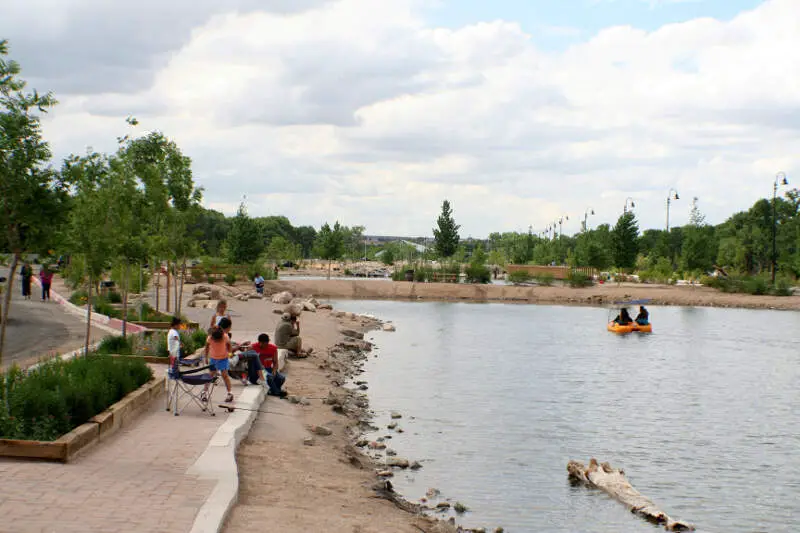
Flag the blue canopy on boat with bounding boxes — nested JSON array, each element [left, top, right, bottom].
[[612, 298, 652, 306]]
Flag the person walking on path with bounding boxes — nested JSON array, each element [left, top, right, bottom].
[[253, 273, 265, 295], [20, 262, 33, 300], [39, 265, 53, 301]]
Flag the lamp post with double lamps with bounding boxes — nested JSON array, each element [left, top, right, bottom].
[[665, 188, 680, 232], [623, 197, 635, 214], [583, 208, 595, 232], [772, 172, 789, 284], [557, 215, 569, 239]]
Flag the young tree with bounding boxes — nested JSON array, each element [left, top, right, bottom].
[[681, 198, 715, 274], [433, 199, 460, 258], [612, 212, 639, 270], [314, 221, 345, 279], [226, 202, 263, 264], [0, 40, 62, 363]]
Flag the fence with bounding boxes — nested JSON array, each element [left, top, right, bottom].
[[506, 264, 597, 280]]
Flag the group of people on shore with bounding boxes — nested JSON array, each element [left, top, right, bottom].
[[169, 298, 308, 405], [19, 263, 53, 301]]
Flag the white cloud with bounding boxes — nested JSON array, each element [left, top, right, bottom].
[[4, 0, 799, 236]]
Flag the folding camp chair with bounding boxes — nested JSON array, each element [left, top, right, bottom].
[[165, 356, 218, 416]]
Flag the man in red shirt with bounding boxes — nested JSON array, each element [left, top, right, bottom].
[[251, 334, 287, 397]]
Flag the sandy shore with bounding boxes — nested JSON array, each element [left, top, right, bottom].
[[174, 286, 457, 533], [262, 279, 800, 310]]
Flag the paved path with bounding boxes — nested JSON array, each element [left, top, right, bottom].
[[0, 382, 234, 533], [0, 267, 105, 369]]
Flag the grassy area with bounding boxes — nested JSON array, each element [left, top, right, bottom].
[[68, 291, 178, 322], [0, 356, 153, 441], [95, 328, 208, 358], [701, 274, 794, 296]]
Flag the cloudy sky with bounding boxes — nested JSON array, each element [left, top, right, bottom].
[[2, 0, 797, 237]]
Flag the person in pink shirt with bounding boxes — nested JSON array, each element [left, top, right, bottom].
[[39, 266, 54, 301]]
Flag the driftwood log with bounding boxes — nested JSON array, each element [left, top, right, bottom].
[[567, 458, 694, 531]]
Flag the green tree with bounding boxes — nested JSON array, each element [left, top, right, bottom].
[[680, 198, 716, 274], [314, 221, 346, 279], [226, 202, 263, 264], [0, 40, 61, 363], [433, 199, 460, 258], [265, 235, 302, 265], [465, 243, 491, 283], [612, 212, 639, 270]]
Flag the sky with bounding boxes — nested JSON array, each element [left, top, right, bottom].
[[1, 0, 797, 238]]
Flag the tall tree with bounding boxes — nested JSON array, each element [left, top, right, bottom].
[[612, 212, 639, 270], [433, 199, 460, 258], [680, 198, 715, 273], [314, 221, 345, 279], [226, 202, 262, 264], [0, 40, 62, 363]]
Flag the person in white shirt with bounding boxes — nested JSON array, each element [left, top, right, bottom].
[[167, 316, 182, 366]]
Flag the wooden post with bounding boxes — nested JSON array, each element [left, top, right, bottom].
[[568, 458, 694, 531]]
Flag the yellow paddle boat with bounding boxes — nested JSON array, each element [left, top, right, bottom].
[[607, 299, 653, 334]]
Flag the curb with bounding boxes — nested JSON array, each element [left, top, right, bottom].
[[188, 385, 266, 533]]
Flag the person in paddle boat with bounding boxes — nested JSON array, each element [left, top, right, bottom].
[[613, 308, 633, 325], [635, 305, 649, 325]]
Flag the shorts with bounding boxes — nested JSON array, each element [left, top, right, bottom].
[[209, 358, 230, 372]]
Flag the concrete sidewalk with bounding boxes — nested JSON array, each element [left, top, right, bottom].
[[0, 383, 235, 533]]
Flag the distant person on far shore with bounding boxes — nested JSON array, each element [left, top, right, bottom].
[[253, 273, 265, 295], [209, 299, 231, 334], [39, 265, 53, 301], [20, 262, 33, 300], [275, 313, 306, 357], [635, 306, 649, 325], [273, 264, 279, 278]]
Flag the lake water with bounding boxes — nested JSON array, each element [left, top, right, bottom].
[[331, 300, 800, 533]]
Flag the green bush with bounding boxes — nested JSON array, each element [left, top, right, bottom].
[[107, 290, 123, 304], [566, 270, 593, 288], [93, 298, 116, 317], [63, 255, 87, 290], [464, 263, 491, 284], [534, 273, 555, 286], [95, 335, 135, 355], [224, 273, 237, 285], [69, 290, 89, 306], [507, 271, 532, 284], [207, 276, 215, 284], [0, 356, 153, 441], [704, 274, 793, 296]]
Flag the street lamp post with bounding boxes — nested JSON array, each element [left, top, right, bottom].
[[666, 188, 679, 232], [623, 197, 635, 214], [772, 172, 789, 284], [558, 215, 569, 239], [583, 208, 595, 232]]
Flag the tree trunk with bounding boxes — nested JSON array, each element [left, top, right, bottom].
[[154, 259, 160, 313], [85, 271, 93, 356], [0, 252, 21, 365], [567, 458, 694, 531], [121, 263, 128, 337], [173, 260, 179, 316], [177, 257, 187, 317], [165, 262, 171, 313]]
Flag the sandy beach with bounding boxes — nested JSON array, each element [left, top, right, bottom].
[[176, 285, 456, 533]]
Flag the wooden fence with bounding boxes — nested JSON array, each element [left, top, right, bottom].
[[506, 264, 597, 280]]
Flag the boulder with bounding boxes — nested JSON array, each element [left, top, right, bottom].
[[193, 293, 211, 301], [390, 411, 402, 419], [386, 457, 410, 469], [339, 328, 364, 340], [317, 303, 333, 310], [271, 291, 293, 304], [307, 297, 320, 307], [302, 301, 317, 312], [303, 437, 315, 446], [310, 425, 333, 436], [382, 323, 396, 332], [285, 303, 303, 317]]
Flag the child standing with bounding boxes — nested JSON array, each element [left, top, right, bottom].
[[203, 326, 234, 403]]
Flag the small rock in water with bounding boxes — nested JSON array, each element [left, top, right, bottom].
[[386, 449, 397, 456], [311, 425, 333, 436], [359, 384, 368, 390], [386, 457, 410, 468], [453, 501, 469, 514], [303, 437, 315, 446], [355, 439, 369, 447], [377, 470, 394, 477], [387, 422, 398, 430], [390, 412, 402, 419], [426, 488, 440, 498], [368, 441, 387, 450], [396, 428, 404, 433], [435, 502, 451, 510], [494, 528, 505, 533], [382, 323, 396, 332], [410, 461, 422, 470]]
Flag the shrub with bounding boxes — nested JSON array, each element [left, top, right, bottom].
[[774, 276, 794, 297], [224, 273, 237, 285], [107, 290, 122, 304], [207, 276, 215, 284], [95, 335, 135, 355], [704, 274, 793, 296], [464, 263, 491, 284], [93, 298, 116, 317], [507, 271, 532, 284], [0, 356, 153, 441], [63, 255, 87, 290], [69, 290, 89, 306], [567, 270, 593, 288], [534, 273, 555, 286]]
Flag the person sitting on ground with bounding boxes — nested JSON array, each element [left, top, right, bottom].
[[613, 308, 633, 325], [249, 333, 287, 397], [253, 273, 265, 295], [203, 325, 234, 404], [275, 313, 306, 357], [209, 299, 231, 334], [635, 305, 649, 325]]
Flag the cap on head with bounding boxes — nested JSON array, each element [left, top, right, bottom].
[[281, 312, 291, 321]]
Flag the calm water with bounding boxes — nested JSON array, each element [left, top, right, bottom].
[[331, 300, 800, 533]]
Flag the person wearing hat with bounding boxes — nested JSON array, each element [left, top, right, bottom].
[[275, 312, 304, 357]]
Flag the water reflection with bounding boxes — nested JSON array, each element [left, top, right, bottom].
[[334, 300, 800, 533]]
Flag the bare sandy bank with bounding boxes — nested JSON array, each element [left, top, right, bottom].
[[263, 279, 800, 311]]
